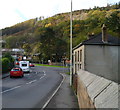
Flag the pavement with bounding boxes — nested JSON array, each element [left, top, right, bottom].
[[1, 72, 9, 79], [46, 73, 79, 109]]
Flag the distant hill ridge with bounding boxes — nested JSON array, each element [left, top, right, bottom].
[[2, 3, 120, 62], [2, 3, 120, 36]]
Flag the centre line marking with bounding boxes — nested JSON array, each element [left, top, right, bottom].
[[43, 71, 45, 74], [2, 86, 21, 94], [24, 74, 30, 76], [26, 80, 37, 84], [39, 74, 46, 79], [2, 71, 46, 94]]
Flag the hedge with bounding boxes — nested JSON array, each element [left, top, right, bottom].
[[2, 58, 10, 73], [2, 52, 15, 73]]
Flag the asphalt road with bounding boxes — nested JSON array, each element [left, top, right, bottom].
[[2, 66, 69, 109]]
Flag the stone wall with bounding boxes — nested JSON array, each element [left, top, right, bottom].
[[77, 75, 96, 109], [76, 70, 119, 109]]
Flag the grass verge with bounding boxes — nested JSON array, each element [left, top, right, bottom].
[[65, 72, 70, 75], [35, 64, 68, 68]]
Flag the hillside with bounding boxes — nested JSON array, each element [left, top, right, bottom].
[[2, 3, 120, 62]]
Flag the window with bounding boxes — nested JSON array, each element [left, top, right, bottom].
[[80, 50, 82, 62], [22, 64, 27, 67], [80, 64, 81, 69], [12, 69, 20, 71], [78, 51, 79, 62], [75, 52, 77, 62]]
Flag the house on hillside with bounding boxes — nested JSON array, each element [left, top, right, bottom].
[[73, 24, 120, 83]]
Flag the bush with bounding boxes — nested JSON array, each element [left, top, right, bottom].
[[2, 58, 10, 73], [3, 52, 14, 62], [3, 52, 14, 70]]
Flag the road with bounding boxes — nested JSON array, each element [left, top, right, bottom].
[[2, 66, 69, 109]]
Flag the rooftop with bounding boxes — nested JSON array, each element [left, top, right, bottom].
[[73, 33, 120, 50]]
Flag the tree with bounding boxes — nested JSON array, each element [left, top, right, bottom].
[[5, 36, 17, 48], [22, 43, 32, 55], [39, 27, 56, 60], [105, 11, 120, 37]]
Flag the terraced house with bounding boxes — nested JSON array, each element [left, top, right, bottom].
[[73, 24, 120, 109]]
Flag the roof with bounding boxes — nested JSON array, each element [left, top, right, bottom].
[[73, 33, 120, 50]]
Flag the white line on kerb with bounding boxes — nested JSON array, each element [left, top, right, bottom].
[[1, 86, 21, 94], [41, 73, 65, 110]]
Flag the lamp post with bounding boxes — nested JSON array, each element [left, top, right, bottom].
[[70, 0, 73, 86]]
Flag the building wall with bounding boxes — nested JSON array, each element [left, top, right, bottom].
[[73, 45, 85, 74], [85, 45, 120, 83], [73, 44, 119, 109]]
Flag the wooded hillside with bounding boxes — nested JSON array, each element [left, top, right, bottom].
[[2, 3, 120, 62]]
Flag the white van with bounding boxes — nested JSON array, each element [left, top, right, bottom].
[[19, 61, 30, 73]]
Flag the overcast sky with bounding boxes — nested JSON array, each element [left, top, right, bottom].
[[0, 0, 119, 29]]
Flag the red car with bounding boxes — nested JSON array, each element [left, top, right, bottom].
[[15, 62, 19, 65], [29, 63, 35, 67], [10, 68, 24, 78]]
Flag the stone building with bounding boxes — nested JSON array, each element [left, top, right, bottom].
[[73, 24, 120, 83], [73, 24, 120, 109]]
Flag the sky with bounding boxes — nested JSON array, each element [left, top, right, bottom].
[[0, 0, 119, 29]]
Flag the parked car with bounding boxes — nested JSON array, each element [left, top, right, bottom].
[[29, 63, 35, 67], [15, 61, 19, 65], [10, 68, 24, 78]]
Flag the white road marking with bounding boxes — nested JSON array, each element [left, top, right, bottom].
[[43, 71, 45, 74], [24, 74, 30, 76], [39, 70, 46, 79], [26, 80, 37, 84], [39, 74, 46, 79], [41, 73, 65, 110], [1, 86, 21, 94], [2, 71, 47, 94]]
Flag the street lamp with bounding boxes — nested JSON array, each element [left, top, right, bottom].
[[70, 0, 73, 86]]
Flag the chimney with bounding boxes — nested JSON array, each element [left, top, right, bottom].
[[102, 24, 108, 43]]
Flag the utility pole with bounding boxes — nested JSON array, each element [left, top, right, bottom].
[[70, 0, 73, 86]]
